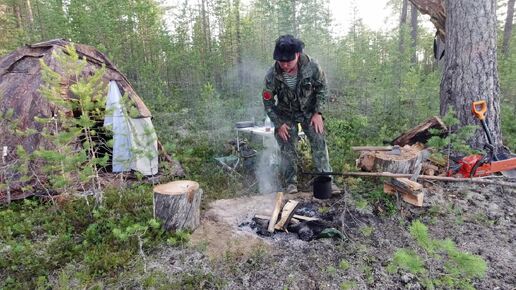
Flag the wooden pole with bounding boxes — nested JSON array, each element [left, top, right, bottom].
[[336, 171, 516, 188]]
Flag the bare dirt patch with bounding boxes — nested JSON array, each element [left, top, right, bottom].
[[140, 182, 515, 289]]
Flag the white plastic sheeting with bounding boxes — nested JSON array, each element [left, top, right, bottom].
[[104, 81, 158, 175]]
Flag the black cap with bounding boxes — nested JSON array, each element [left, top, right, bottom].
[[273, 35, 304, 61]]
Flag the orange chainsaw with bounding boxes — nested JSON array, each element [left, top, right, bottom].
[[459, 100, 516, 178]]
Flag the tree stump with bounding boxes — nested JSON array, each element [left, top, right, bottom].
[[356, 145, 424, 174], [153, 180, 203, 232]]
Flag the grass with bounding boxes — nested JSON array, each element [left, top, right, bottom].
[[0, 185, 187, 289], [388, 220, 487, 289], [340, 280, 357, 290], [339, 259, 351, 271]]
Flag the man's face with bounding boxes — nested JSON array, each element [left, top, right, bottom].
[[278, 52, 300, 73]]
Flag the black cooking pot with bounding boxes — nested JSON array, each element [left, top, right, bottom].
[[313, 175, 332, 199]]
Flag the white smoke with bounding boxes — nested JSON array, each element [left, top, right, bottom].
[[255, 133, 280, 194]]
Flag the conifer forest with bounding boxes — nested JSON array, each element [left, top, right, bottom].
[[0, 0, 515, 289]]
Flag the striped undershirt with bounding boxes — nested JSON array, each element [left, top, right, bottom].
[[282, 72, 298, 90]]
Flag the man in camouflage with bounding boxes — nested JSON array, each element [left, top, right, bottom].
[[262, 35, 337, 194]]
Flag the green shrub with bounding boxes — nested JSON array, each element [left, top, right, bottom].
[[0, 185, 184, 289], [388, 220, 487, 289]]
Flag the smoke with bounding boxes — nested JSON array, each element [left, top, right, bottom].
[[185, 53, 283, 195], [255, 134, 280, 194]]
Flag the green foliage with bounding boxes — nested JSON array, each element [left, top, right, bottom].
[[388, 249, 426, 274], [427, 108, 478, 163], [35, 44, 108, 195], [325, 115, 376, 171], [359, 225, 374, 237], [166, 229, 190, 246], [0, 185, 185, 289], [388, 220, 487, 289], [349, 180, 397, 216], [409, 220, 434, 253], [339, 259, 351, 271], [340, 280, 358, 290]]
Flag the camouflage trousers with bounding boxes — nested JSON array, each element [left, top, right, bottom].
[[274, 117, 332, 186]]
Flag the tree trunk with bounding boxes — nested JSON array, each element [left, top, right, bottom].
[[235, 0, 243, 86], [440, 0, 502, 149], [153, 180, 203, 232], [399, 0, 409, 55], [14, 4, 22, 29], [502, 0, 515, 57], [291, 0, 298, 36], [201, 0, 211, 53], [410, 3, 418, 64], [25, 0, 33, 25]]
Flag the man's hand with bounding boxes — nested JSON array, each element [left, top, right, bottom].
[[310, 113, 324, 134], [278, 123, 290, 141]]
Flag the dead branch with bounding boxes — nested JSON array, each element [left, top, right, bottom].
[[338, 171, 516, 188]]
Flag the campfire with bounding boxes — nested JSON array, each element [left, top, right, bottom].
[[242, 192, 345, 241]]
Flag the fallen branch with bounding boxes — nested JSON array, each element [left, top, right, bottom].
[[351, 146, 395, 151], [354, 172, 516, 188], [306, 171, 516, 188]]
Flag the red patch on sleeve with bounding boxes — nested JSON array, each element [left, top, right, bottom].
[[263, 91, 272, 101]]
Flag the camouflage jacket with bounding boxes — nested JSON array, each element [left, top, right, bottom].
[[262, 53, 327, 126]]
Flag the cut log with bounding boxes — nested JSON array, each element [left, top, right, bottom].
[[391, 177, 423, 192], [356, 145, 424, 174], [392, 116, 447, 146], [384, 178, 424, 207], [275, 200, 299, 230], [268, 192, 284, 233], [153, 180, 203, 232]]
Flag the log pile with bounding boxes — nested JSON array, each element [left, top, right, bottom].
[[352, 117, 450, 207], [384, 177, 425, 207]]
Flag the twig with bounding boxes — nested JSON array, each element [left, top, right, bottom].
[[137, 233, 147, 273]]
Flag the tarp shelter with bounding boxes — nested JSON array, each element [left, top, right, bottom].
[[0, 39, 175, 201]]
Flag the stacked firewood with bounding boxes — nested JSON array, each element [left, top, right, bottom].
[[353, 116, 448, 207]]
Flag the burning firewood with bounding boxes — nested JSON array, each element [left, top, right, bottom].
[[267, 191, 284, 233], [274, 200, 300, 231]]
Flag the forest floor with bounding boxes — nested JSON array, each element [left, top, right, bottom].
[[111, 180, 515, 290]]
